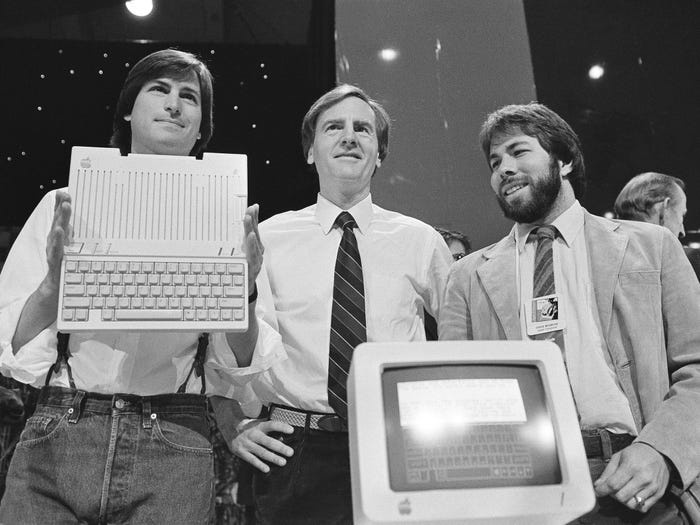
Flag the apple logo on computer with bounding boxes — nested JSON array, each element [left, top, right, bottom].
[[80, 157, 91, 168], [398, 498, 411, 515]]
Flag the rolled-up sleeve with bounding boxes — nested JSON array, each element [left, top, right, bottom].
[[0, 190, 57, 385]]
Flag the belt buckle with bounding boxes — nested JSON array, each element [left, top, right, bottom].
[[317, 414, 347, 432]]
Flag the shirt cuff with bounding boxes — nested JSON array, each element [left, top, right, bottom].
[[208, 318, 286, 383], [0, 324, 58, 386]]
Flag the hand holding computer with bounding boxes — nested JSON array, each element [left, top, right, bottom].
[[243, 203, 263, 291], [231, 419, 294, 473], [45, 190, 72, 294], [593, 442, 670, 512]]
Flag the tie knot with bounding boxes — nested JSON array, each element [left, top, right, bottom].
[[335, 211, 357, 231], [532, 225, 557, 242]]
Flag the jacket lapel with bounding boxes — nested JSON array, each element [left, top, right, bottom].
[[476, 236, 521, 340], [584, 211, 627, 337]]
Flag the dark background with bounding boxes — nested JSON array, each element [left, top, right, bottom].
[[524, 0, 700, 227], [1, 0, 698, 260]]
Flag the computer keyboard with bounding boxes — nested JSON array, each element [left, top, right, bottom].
[[58, 254, 248, 332], [403, 424, 534, 483]]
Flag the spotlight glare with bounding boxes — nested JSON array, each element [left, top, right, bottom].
[[125, 0, 153, 17], [379, 48, 399, 62], [588, 64, 605, 80]]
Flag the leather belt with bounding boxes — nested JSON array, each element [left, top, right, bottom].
[[581, 429, 634, 458], [268, 404, 347, 432]]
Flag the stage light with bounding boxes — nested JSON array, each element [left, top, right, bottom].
[[604, 211, 614, 219], [125, 0, 153, 17], [379, 48, 398, 62], [588, 63, 605, 80]]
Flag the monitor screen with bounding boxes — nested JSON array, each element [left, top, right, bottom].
[[382, 364, 560, 491]]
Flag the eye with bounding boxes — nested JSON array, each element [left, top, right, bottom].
[[149, 84, 168, 93], [355, 124, 371, 133], [181, 92, 199, 104], [490, 159, 501, 170], [326, 123, 341, 131], [513, 149, 528, 156]]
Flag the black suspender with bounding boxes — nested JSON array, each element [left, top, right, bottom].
[[47, 332, 209, 394]]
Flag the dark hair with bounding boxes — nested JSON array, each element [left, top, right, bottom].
[[479, 103, 586, 198], [614, 172, 686, 221], [301, 84, 391, 162], [110, 49, 214, 156], [434, 227, 471, 253]]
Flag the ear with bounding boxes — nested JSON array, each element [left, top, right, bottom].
[[306, 149, 314, 165], [650, 200, 666, 225], [124, 114, 132, 122], [558, 160, 572, 177]]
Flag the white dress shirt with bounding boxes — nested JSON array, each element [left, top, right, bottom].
[[0, 189, 285, 398], [515, 201, 637, 434], [249, 193, 452, 412]]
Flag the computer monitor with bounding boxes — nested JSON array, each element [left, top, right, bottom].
[[348, 341, 594, 525]]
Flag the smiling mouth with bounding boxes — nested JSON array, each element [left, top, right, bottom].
[[335, 153, 361, 159], [156, 119, 184, 128], [503, 183, 527, 197]]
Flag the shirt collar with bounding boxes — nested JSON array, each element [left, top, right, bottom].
[[316, 193, 373, 235], [514, 200, 584, 252]]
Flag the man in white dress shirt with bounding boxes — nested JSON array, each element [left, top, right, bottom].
[[231, 84, 452, 524], [0, 48, 281, 524]]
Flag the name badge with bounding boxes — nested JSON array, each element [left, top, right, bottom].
[[524, 293, 566, 336]]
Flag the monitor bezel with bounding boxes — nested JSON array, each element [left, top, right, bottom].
[[347, 340, 594, 525]]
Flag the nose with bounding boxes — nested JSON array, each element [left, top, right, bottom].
[[497, 155, 517, 179], [340, 125, 357, 146], [164, 92, 181, 116]]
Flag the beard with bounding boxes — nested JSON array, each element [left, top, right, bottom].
[[496, 158, 562, 224]]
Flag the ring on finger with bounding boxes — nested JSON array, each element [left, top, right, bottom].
[[633, 494, 645, 509]]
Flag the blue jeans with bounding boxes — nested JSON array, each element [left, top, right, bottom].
[[253, 427, 352, 525], [0, 386, 214, 524]]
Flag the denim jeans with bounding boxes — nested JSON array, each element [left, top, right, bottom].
[[0, 386, 214, 525], [253, 427, 352, 525]]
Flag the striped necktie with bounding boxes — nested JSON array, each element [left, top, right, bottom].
[[328, 211, 367, 419], [531, 225, 565, 354]]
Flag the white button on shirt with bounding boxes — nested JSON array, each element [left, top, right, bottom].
[[515, 201, 637, 434]]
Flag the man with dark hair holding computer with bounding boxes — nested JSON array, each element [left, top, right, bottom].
[[230, 84, 452, 524], [0, 48, 281, 523], [440, 103, 700, 523]]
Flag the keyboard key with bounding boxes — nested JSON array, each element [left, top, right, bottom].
[[66, 261, 78, 272], [179, 263, 190, 273], [75, 309, 89, 321], [62, 309, 74, 321], [184, 309, 195, 320], [84, 274, 96, 284], [104, 261, 116, 273], [142, 262, 154, 273], [106, 297, 117, 308], [78, 261, 92, 272], [114, 310, 183, 321], [63, 297, 90, 308], [110, 274, 122, 284], [191, 263, 203, 274], [92, 297, 104, 309], [117, 262, 129, 273], [118, 298, 130, 309], [102, 309, 114, 321], [92, 261, 104, 272], [65, 273, 83, 284], [203, 263, 215, 274], [64, 285, 86, 296], [130, 262, 141, 273], [197, 310, 208, 320]]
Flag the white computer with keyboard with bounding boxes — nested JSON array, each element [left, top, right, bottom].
[[348, 340, 595, 524], [57, 146, 248, 332]]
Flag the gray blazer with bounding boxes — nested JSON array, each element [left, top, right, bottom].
[[440, 210, 700, 489]]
